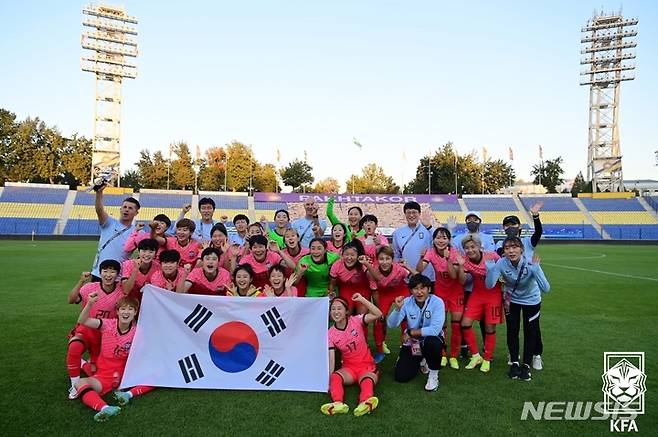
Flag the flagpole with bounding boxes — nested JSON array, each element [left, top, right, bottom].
[[454, 148, 458, 195]]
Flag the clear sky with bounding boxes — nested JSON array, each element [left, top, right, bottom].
[[1, 0, 656, 191]]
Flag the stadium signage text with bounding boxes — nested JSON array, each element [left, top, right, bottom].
[[255, 193, 458, 204]]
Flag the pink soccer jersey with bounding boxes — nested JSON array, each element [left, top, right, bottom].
[[239, 251, 283, 290], [79, 282, 124, 320], [375, 263, 408, 293], [121, 259, 157, 297], [357, 235, 389, 265], [186, 267, 231, 296], [96, 318, 136, 370], [149, 267, 185, 291], [328, 315, 375, 368], [326, 241, 344, 255], [166, 237, 202, 267], [464, 251, 500, 294], [123, 231, 165, 257], [423, 247, 461, 295], [330, 261, 369, 287]]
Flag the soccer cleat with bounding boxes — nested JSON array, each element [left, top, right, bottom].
[[480, 359, 491, 373], [354, 396, 379, 417], [382, 342, 391, 355], [465, 355, 483, 370], [419, 358, 430, 375], [424, 371, 439, 391], [114, 391, 131, 407], [68, 385, 78, 400], [440, 356, 448, 368], [508, 362, 521, 380], [449, 357, 460, 370], [321, 402, 349, 416], [519, 364, 532, 382], [93, 406, 121, 422], [374, 352, 386, 364], [532, 355, 543, 371]]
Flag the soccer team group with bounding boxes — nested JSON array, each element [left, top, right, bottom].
[[66, 185, 551, 421]]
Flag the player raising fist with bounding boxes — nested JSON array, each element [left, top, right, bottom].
[[322, 293, 383, 417]]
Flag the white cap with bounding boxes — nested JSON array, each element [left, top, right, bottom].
[[465, 210, 481, 220]]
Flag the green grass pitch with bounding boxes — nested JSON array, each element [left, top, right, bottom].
[[1, 241, 656, 436]]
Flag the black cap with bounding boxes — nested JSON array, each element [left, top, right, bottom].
[[502, 215, 521, 226]]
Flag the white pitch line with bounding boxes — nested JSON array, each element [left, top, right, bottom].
[[543, 262, 658, 283]]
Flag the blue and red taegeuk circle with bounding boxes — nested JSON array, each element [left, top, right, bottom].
[[208, 321, 259, 373]]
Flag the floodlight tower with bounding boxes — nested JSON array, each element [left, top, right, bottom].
[[81, 4, 138, 185], [580, 11, 637, 192]]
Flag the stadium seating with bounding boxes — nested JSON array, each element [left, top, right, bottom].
[[0, 184, 67, 235], [2, 184, 658, 240]]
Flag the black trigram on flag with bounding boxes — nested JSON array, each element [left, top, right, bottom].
[[184, 304, 213, 332], [178, 354, 204, 383], [260, 306, 286, 337], [255, 360, 285, 386]]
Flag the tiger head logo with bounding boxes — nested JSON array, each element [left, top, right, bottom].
[[602, 358, 646, 409]]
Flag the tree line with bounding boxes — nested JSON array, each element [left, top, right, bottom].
[[1, 107, 580, 194]]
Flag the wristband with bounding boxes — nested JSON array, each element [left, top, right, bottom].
[[425, 225, 432, 231]]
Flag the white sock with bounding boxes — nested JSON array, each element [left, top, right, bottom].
[[125, 391, 133, 399], [70, 376, 80, 387], [429, 369, 439, 378], [100, 405, 111, 412]]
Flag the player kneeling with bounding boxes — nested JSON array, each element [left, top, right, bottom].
[[74, 293, 153, 422], [322, 294, 383, 417], [388, 274, 445, 391]]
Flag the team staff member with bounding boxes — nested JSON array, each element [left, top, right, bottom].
[[486, 237, 550, 382], [292, 198, 327, 248], [387, 274, 445, 391], [451, 211, 496, 254], [177, 197, 218, 242], [91, 184, 139, 281], [392, 201, 435, 281]]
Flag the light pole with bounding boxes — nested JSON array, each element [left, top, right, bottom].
[[454, 150, 458, 194], [193, 163, 200, 194], [223, 157, 228, 192]]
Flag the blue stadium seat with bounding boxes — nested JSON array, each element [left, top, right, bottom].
[[0, 187, 68, 204], [0, 218, 57, 235], [63, 219, 102, 235], [580, 198, 644, 211], [519, 196, 579, 211], [429, 201, 462, 211], [603, 224, 658, 240], [463, 197, 517, 211], [74, 191, 127, 206], [255, 201, 289, 211], [139, 193, 192, 208]]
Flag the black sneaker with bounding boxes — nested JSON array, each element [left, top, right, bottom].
[[508, 362, 521, 380], [519, 364, 532, 382]]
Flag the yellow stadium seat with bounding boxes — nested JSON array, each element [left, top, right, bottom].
[[591, 212, 658, 225], [535, 211, 588, 224], [0, 203, 63, 219]]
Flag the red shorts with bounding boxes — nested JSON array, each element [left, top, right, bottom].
[[68, 324, 102, 359], [340, 363, 378, 382], [464, 290, 503, 325], [339, 287, 372, 310], [92, 367, 123, 396], [436, 290, 464, 314]]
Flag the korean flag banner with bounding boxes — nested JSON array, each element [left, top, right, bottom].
[[120, 286, 330, 392]]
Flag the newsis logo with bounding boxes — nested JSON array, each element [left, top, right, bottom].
[[520, 352, 646, 433]]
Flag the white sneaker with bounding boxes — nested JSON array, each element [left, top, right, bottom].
[[68, 385, 78, 400], [424, 371, 439, 391], [532, 355, 543, 371], [419, 358, 429, 375]]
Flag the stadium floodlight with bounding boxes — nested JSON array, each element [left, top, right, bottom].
[[580, 11, 637, 192], [81, 3, 138, 186]]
